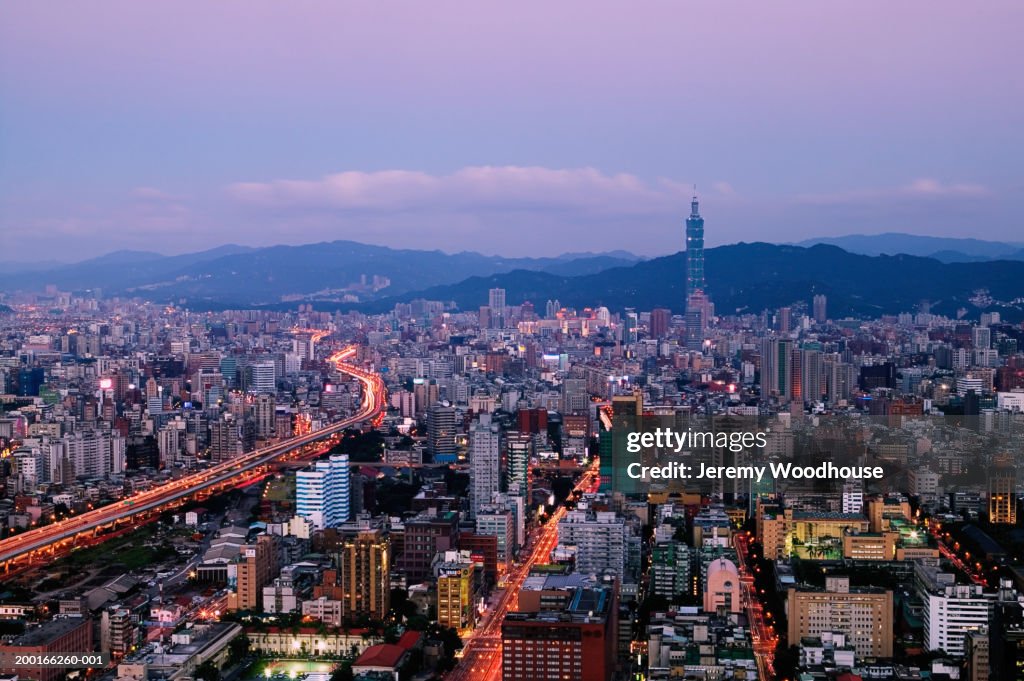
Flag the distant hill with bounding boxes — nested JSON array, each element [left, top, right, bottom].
[[796, 233, 1024, 263], [7, 239, 1023, 321], [0, 241, 639, 305], [352, 242, 1024, 321]]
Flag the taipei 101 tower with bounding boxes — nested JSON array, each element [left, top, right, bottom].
[[685, 192, 705, 297], [685, 191, 712, 350]]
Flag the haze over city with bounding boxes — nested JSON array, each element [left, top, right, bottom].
[[2, 1, 1022, 260]]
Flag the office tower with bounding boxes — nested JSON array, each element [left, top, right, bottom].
[[826, 358, 855, 404], [502, 586, 617, 681], [561, 378, 588, 414], [685, 290, 712, 351], [435, 553, 477, 631], [209, 415, 254, 463], [760, 338, 794, 402], [333, 522, 391, 620], [922, 582, 995, 657], [488, 288, 506, 328], [989, 453, 1017, 524], [556, 510, 628, 581], [789, 345, 803, 406], [470, 414, 502, 519], [476, 505, 516, 566], [400, 512, 460, 584], [788, 576, 894, 657], [414, 378, 440, 414], [610, 391, 643, 492], [623, 310, 639, 344], [545, 299, 561, 319], [813, 294, 828, 323], [973, 325, 992, 350], [778, 306, 792, 335], [427, 402, 458, 463], [247, 359, 276, 393], [252, 393, 275, 439], [295, 453, 350, 529], [801, 348, 824, 403], [650, 307, 671, 339], [685, 193, 705, 298], [504, 431, 533, 499], [232, 534, 279, 611], [650, 541, 691, 599]]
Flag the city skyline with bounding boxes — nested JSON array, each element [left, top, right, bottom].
[[2, 1, 1022, 260]]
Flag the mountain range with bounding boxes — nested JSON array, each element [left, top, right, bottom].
[[0, 241, 641, 305], [3, 236, 1024, 321], [352, 242, 1024, 320], [796, 233, 1024, 263]]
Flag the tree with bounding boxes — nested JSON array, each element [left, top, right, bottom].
[[194, 661, 220, 681]]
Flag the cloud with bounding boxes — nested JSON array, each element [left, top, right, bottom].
[[226, 165, 693, 215], [796, 178, 992, 205]]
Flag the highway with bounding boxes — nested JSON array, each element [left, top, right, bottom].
[[446, 462, 600, 681], [734, 531, 777, 681], [0, 346, 386, 569]]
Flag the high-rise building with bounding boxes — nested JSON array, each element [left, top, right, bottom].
[[470, 414, 502, 519], [623, 311, 638, 344], [504, 431, 533, 499], [488, 288, 506, 328], [331, 519, 391, 620], [813, 294, 828, 323], [296, 453, 351, 529], [435, 552, 478, 631], [778, 306, 792, 335], [209, 415, 255, 463], [685, 193, 705, 298], [760, 338, 794, 402], [247, 360, 276, 394], [650, 541, 691, 599], [650, 308, 672, 339], [252, 393, 275, 439], [973, 325, 993, 350], [502, 586, 617, 681], [989, 453, 1017, 524], [400, 511, 460, 584], [556, 510, 628, 581], [232, 534, 279, 611], [427, 402, 458, 463], [922, 582, 994, 657], [788, 576, 894, 658], [801, 349, 824, 403]]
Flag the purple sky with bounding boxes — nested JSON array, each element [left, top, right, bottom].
[[1, 1, 1021, 260]]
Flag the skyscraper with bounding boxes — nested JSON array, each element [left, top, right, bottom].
[[427, 402, 458, 463], [760, 337, 794, 402], [812, 294, 828, 324], [685, 193, 705, 298], [684, 194, 712, 350], [470, 414, 502, 519], [989, 453, 1017, 524], [650, 308, 671, 339], [296, 453, 351, 529], [488, 288, 506, 328]]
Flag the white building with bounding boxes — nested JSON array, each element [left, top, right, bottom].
[[295, 453, 350, 529], [922, 583, 994, 657], [469, 414, 501, 519], [556, 510, 628, 581]]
